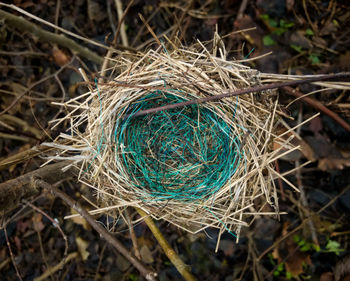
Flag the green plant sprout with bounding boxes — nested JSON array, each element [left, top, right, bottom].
[[260, 14, 295, 46]]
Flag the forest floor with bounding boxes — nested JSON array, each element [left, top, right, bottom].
[[0, 0, 350, 280]]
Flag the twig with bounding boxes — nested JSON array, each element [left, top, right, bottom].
[[115, 0, 129, 47], [125, 208, 141, 260], [34, 180, 158, 281], [23, 200, 68, 265], [33, 252, 79, 281], [0, 55, 74, 117], [169, 0, 194, 43], [295, 106, 319, 247], [136, 208, 197, 281], [257, 185, 350, 261], [126, 72, 350, 118], [3, 224, 23, 281], [236, 0, 249, 20], [283, 86, 350, 131], [100, 0, 135, 81], [0, 161, 74, 216], [0, 9, 104, 65], [94, 243, 107, 281], [0, 144, 58, 171], [138, 13, 162, 46]]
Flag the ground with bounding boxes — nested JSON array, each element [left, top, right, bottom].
[[0, 0, 350, 280]]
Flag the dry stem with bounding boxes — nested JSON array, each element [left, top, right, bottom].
[[136, 208, 197, 281], [127, 72, 350, 118]]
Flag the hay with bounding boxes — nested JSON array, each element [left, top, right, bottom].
[[48, 36, 302, 247]]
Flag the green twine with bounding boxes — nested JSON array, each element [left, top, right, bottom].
[[114, 90, 243, 202]]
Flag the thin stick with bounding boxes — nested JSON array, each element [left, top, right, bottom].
[[3, 224, 23, 281], [126, 72, 350, 118], [23, 200, 68, 264], [136, 208, 197, 281], [257, 185, 350, 261], [283, 85, 350, 131], [33, 252, 79, 281], [34, 180, 157, 281], [125, 209, 141, 259], [0, 9, 104, 65], [114, 0, 130, 47], [138, 13, 162, 46], [100, 0, 135, 81]]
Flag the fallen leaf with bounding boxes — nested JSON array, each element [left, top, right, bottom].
[[140, 245, 154, 264], [274, 223, 312, 277], [87, 0, 105, 22], [286, 0, 294, 11], [320, 272, 334, 281], [75, 236, 90, 261], [273, 128, 316, 161], [234, 15, 263, 48], [14, 236, 21, 252], [16, 219, 30, 233], [52, 47, 70, 66], [32, 213, 45, 233], [318, 157, 350, 171], [70, 208, 91, 230]]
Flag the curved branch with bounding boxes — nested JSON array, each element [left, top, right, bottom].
[[283, 86, 350, 132]]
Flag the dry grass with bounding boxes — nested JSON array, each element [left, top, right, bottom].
[[45, 34, 348, 249]]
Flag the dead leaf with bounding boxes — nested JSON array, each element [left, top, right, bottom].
[[309, 116, 323, 134], [284, 249, 311, 277], [318, 157, 350, 171], [273, 128, 316, 161], [52, 47, 70, 66], [274, 223, 312, 277], [140, 245, 154, 264], [286, 0, 295, 11], [32, 213, 45, 233], [234, 15, 263, 48], [320, 272, 334, 281], [87, 0, 105, 22], [14, 236, 21, 252], [70, 208, 91, 230], [75, 236, 90, 261], [16, 219, 30, 233]]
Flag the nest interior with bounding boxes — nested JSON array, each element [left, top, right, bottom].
[[50, 38, 286, 243]]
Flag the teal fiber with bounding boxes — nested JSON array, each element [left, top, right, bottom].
[[113, 90, 243, 202]]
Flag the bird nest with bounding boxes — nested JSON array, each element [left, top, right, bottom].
[[49, 37, 290, 245]]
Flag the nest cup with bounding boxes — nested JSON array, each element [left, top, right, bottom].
[[52, 38, 281, 243], [115, 90, 242, 201]]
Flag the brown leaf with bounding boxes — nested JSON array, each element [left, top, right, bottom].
[[52, 47, 70, 66], [87, 0, 105, 22], [286, 0, 295, 11], [318, 157, 350, 171], [320, 272, 334, 281], [234, 15, 263, 48], [140, 245, 154, 264], [70, 208, 91, 230], [14, 236, 21, 252], [273, 129, 316, 162], [75, 237, 90, 261], [32, 213, 45, 232], [275, 223, 312, 278], [284, 248, 311, 277]]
